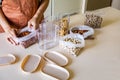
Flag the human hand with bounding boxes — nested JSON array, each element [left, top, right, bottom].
[[28, 14, 44, 30], [5, 27, 17, 38], [5, 27, 19, 45]]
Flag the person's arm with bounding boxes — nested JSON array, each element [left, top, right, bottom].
[[28, 0, 49, 30], [0, 7, 16, 37], [0, 8, 10, 32], [0, 7, 18, 45]]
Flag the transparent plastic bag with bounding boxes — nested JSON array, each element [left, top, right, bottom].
[[59, 34, 85, 56], [57, 13, 70, 37], [84, 13, 103, 28], [13, 27, 39, 48], [70, 25, 94, 39]]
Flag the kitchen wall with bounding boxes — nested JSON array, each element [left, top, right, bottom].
[[52, 0, 82, 16], [46, 0, 115, 16], [44, 0, 52, 17], [0, 0, 1, 4], [86, 0, 112, 10], [112, 0, 120, 10]]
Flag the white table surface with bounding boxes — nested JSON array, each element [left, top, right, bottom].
[[0, 7, 120, 80]]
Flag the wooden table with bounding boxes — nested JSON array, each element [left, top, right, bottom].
[[0, 7, 120, 80]]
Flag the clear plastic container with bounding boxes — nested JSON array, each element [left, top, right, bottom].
[[38, 16, 59, 50], [13, 27, 39, 48]]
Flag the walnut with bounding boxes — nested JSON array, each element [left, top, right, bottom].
[[72, 30, 88, 35]]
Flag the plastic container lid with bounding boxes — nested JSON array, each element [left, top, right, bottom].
[[44, 51, 68, 66], [21, 54, 41, 73], [42, 63, 70, 80], [0, 54, 16, 66]]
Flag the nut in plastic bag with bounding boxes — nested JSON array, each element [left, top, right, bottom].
[[70, 25, 94, 39], [13, 27, 39, 48], [84, 14, 103, 28], [59, 34, 85, 56], [57, 13, 70, 37]]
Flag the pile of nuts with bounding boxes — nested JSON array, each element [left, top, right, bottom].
[[64, 38, 81, 44], [17, 31, 31, 37], [84, 14, 103, 28], [72, 30, 88, 35], [58, 18, 69, 36], [60, 44, 82, 57], [60, 36, 84, 56], [13, 28, 38, 48], [68, 47, 82, 56]]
